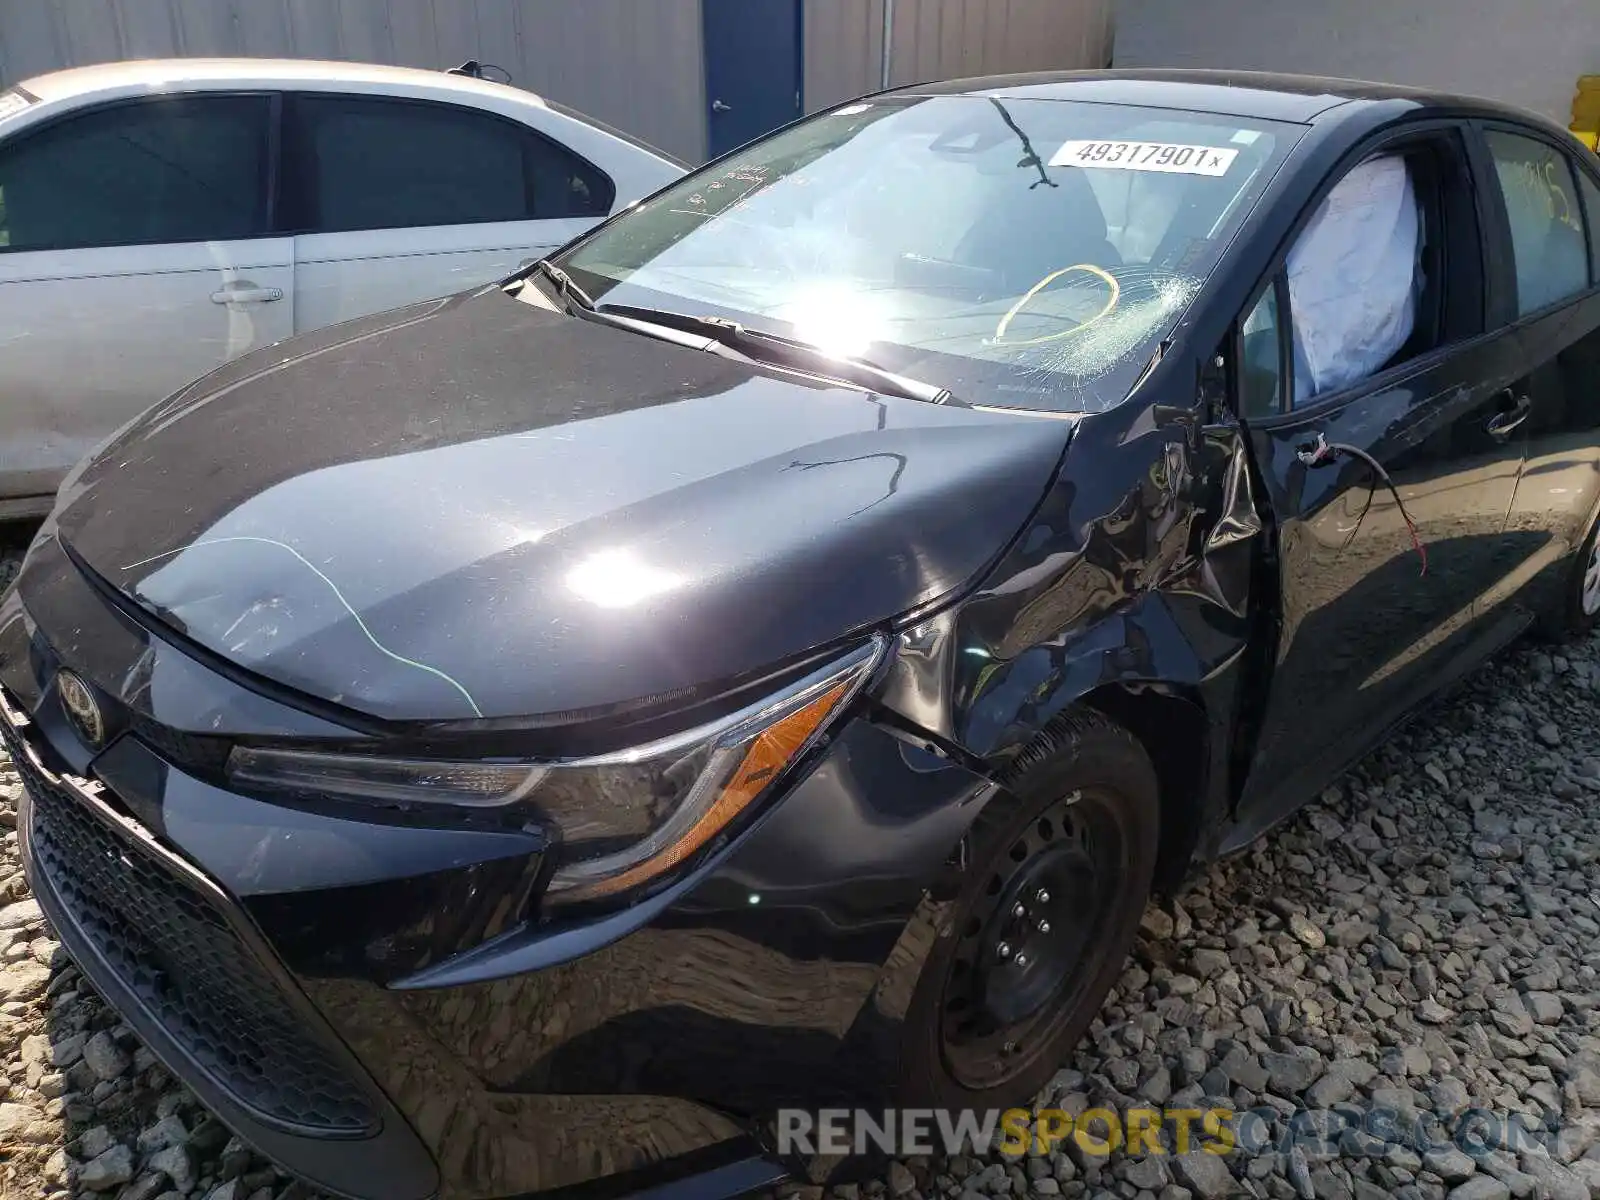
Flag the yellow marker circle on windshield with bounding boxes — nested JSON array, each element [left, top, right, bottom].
[[993, 264, 1121, 347]]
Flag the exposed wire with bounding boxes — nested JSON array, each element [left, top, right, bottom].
[[1296, 432, 1427, 576], [121, 536, 485, 717]]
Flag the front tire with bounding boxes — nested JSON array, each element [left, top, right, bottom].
[[1552, 510, 1600, 639], [899, 711, 1159, 1110]]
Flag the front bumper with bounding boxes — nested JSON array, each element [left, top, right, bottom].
[[1, 535, 996, 1199], [5, 692, 439, 1199]]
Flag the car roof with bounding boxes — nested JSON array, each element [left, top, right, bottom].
[[893, 69, 1539, 127], [13, 57, 545, 109]]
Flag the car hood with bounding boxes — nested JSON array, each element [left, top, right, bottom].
[[53, 287, 1073, 724]]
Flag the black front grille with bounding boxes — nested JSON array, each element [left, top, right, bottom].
[[7, 721, 378, 1136]]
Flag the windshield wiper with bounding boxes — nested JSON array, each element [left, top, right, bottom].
[[595, 303, 966, 407]]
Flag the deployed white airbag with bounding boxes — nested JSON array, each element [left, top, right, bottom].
[[1287, 155, 1419, 402]]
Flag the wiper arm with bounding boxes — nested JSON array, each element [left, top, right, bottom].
[[596, 303, 966, 407], [529, 259, 595, 311]]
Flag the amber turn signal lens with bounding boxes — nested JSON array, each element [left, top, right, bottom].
[[578, 677, 852, 898]]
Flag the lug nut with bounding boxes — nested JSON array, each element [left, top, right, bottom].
[[1015, 952, 1030, 967], [1012, 902, 1027, 918], [997, 941, 1013, 959], [1003, 1040, 1017, 1053], [1035, 889, 1051, 904], [1037, 919, 1051, 934]]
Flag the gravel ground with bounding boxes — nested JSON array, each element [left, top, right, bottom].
[[3, 525, 1600, 1199]]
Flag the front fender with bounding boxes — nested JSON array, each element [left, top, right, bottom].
[[878, 400, 1264, 864]]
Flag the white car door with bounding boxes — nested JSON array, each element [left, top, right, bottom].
[[287, 94, 608, 332], [0, 93, 292, 506]]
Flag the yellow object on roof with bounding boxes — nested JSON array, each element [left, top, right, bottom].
[[1573, 76, 1600, 150]]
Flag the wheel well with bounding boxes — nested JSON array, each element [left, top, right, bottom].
[[1079, 684, 1210, 894]]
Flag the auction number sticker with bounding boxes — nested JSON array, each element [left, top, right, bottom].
[[0, 92, 32, 123], [1050, 139, 1239, 176]]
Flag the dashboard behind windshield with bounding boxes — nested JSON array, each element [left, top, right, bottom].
[[558, 94, 1301, 413]]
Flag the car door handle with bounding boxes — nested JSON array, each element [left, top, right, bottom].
[[211, 284, 284, 305], [1485, 393, 1532, 438]]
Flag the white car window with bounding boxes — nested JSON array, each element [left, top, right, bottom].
[[0, 95, 269, 251], [291, 95, 615, 234]]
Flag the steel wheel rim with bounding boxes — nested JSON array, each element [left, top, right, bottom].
[[1582, 537, 1600, 616], [937, 788, 1127, 1090]]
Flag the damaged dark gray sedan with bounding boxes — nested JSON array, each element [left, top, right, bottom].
[[5, 70, 1600, 1199]]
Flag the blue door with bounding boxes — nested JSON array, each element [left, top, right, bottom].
[[702, 0, 803, 160]]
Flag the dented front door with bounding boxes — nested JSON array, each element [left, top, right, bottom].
[[1234, 347, 1526, 836]]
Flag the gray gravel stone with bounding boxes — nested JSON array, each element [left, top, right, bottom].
[[77, 1124, 116, 1160], [1430, 1077, 1470, 1112], [1515, 1153, 1587, 1200], [1171, 1152, 1234, 1199], [1262, 1050, 1323, 1094], [1286, 1146, 1315, 1199], [1306, 1070, 1356, 1107], [1287, 913, 1325, 948], [1424, 1147, 1478, 1184], [1522, 992, 1563, 1025], [148, 1143, 197, 1194], [81, 1029, 130, 1081], [120, 1174, 173, 1200], [1124, 1158, 1169, 1190], [138, 1113, 189, 1153], [79, 1143, 135, 1191]]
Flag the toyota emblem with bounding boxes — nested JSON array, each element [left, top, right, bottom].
[[57, 671, 105, 748]]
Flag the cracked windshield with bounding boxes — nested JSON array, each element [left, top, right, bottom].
[[559, 95, 1298, 412]]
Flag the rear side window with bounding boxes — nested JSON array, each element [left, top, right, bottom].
[[287, 95, 614, 234], [1577, 165, 1600, 284], [0, 95, 269, 252], [1485, 130, 1589, 315]]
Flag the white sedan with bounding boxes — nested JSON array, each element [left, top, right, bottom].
[[0, 58, 684, 516]]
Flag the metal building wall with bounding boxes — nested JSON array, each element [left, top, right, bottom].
[[0, 0, 709, 162], [803, 0, 1115, 114], [1116, 0, 1595, 126], [0, 0, 1114, 162]]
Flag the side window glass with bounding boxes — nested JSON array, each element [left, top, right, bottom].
[[0, 96, 269, 252], [1485, 130, 1588, 315], [292, 96, 614, 234], [296, 96, 528, 232], [1238, 281, 1284, 418], [1577, 166, 1600, 285], [524, 132, 615, 218], [1285, 153, 1426, 404]]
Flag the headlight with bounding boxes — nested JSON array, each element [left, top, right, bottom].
[[226, 637, 884, 902]]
